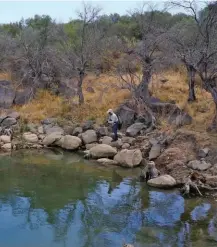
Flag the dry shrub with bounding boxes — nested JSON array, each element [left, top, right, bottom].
[[13, 68, 216, 133]]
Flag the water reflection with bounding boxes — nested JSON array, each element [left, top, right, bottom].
[[0, 150, 216, 247]]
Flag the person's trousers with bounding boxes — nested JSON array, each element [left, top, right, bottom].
[[112, 122, 118, 141]]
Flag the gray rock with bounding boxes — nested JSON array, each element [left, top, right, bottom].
[[7, 112, 20, 120], [96, 126, 109, 137], [23, 132, 38, 143], [0, 135, 11, 143], [149, 144, 161, 160], [44, 126, 64, 135], [89, 144, 117, 159], [1, 143, 12, 151], [126, 123, 147, 137], [55, 135, 81, 150], [81, 130, 97, 144], [122, 143, 130, 149], [100, 136, 113, 145], [114, 149, 142, 168], [115, 103, 136, 129], [43, 132, 63, 146], [187, 159, 212, 171], [63, 126, 74, 135], [198, 148, 210, 158], [122, 136, 136, 145], [149, 138, 159, 146], [0, 115, 7, 124], [97, 158, 118, 166], [147, 175, 176, 189], [73, 127, 83, 136], [85, 143, 98, 150], [1, 118, 17, 128], [82, 120, 95, 131], [38, 126, 44, 134], [0, 80, 15, 108], [41, 118, 57, 125]]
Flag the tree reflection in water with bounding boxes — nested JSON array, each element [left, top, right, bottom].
[[0, 151, 216, 247]]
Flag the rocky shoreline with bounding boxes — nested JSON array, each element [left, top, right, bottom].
[[1, 111, 217, 197]]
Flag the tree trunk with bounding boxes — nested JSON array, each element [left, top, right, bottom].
[[205, 83, 217, 131], [187, 65, 196, 102], [78, 71, 85, 104], [136, 66, 152, 104]]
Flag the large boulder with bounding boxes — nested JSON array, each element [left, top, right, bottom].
[[147, 175, 176, 189], [0, 117, 17, 128], [89, 144, 117, 159], [7, 112, 20, 120], [1, 143, 12, 151], [0, 80, 15, 108], [82, 120, 95, 131], [44, 125, 64, 135], [114, 149, 142, 168], [149, 144, 161, 160], [55, 135, 81, 150], [23, 132, 38, 143], [96, 126, 109, 137], [156, 148, 187, 168], [187, 159, 212, 171], [85, 143, 98, 150], [126, 123, 147, 137], [81, 130, 97, 144], [97, 158, 118, 166], [43, 132, 63, 146], [72, 127, 83, 136], [0, 135, 11, 143], [115, 103, 136, 129], [101, 136, 113, 145]]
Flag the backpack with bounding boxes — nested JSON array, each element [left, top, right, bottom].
[[117, 115, 122, 130]]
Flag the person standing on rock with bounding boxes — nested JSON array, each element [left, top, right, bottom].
[[107, 109, 119, 142]]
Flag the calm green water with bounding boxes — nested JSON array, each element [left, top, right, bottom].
[[0, 149, 217, 247]]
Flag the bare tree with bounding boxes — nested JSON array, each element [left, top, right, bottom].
[[124, 3, 170, 104], [167, 18, 200, 101], [58, 3, 106, 104], [171, 0, 217, 129]]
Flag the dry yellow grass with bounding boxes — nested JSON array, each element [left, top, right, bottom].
[[7, 68, 215, 132]]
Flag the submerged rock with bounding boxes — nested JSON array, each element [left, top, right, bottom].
[[114, 149, 142, 168], [97, 158, 118, 166], [147, 175, 176, 189]]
